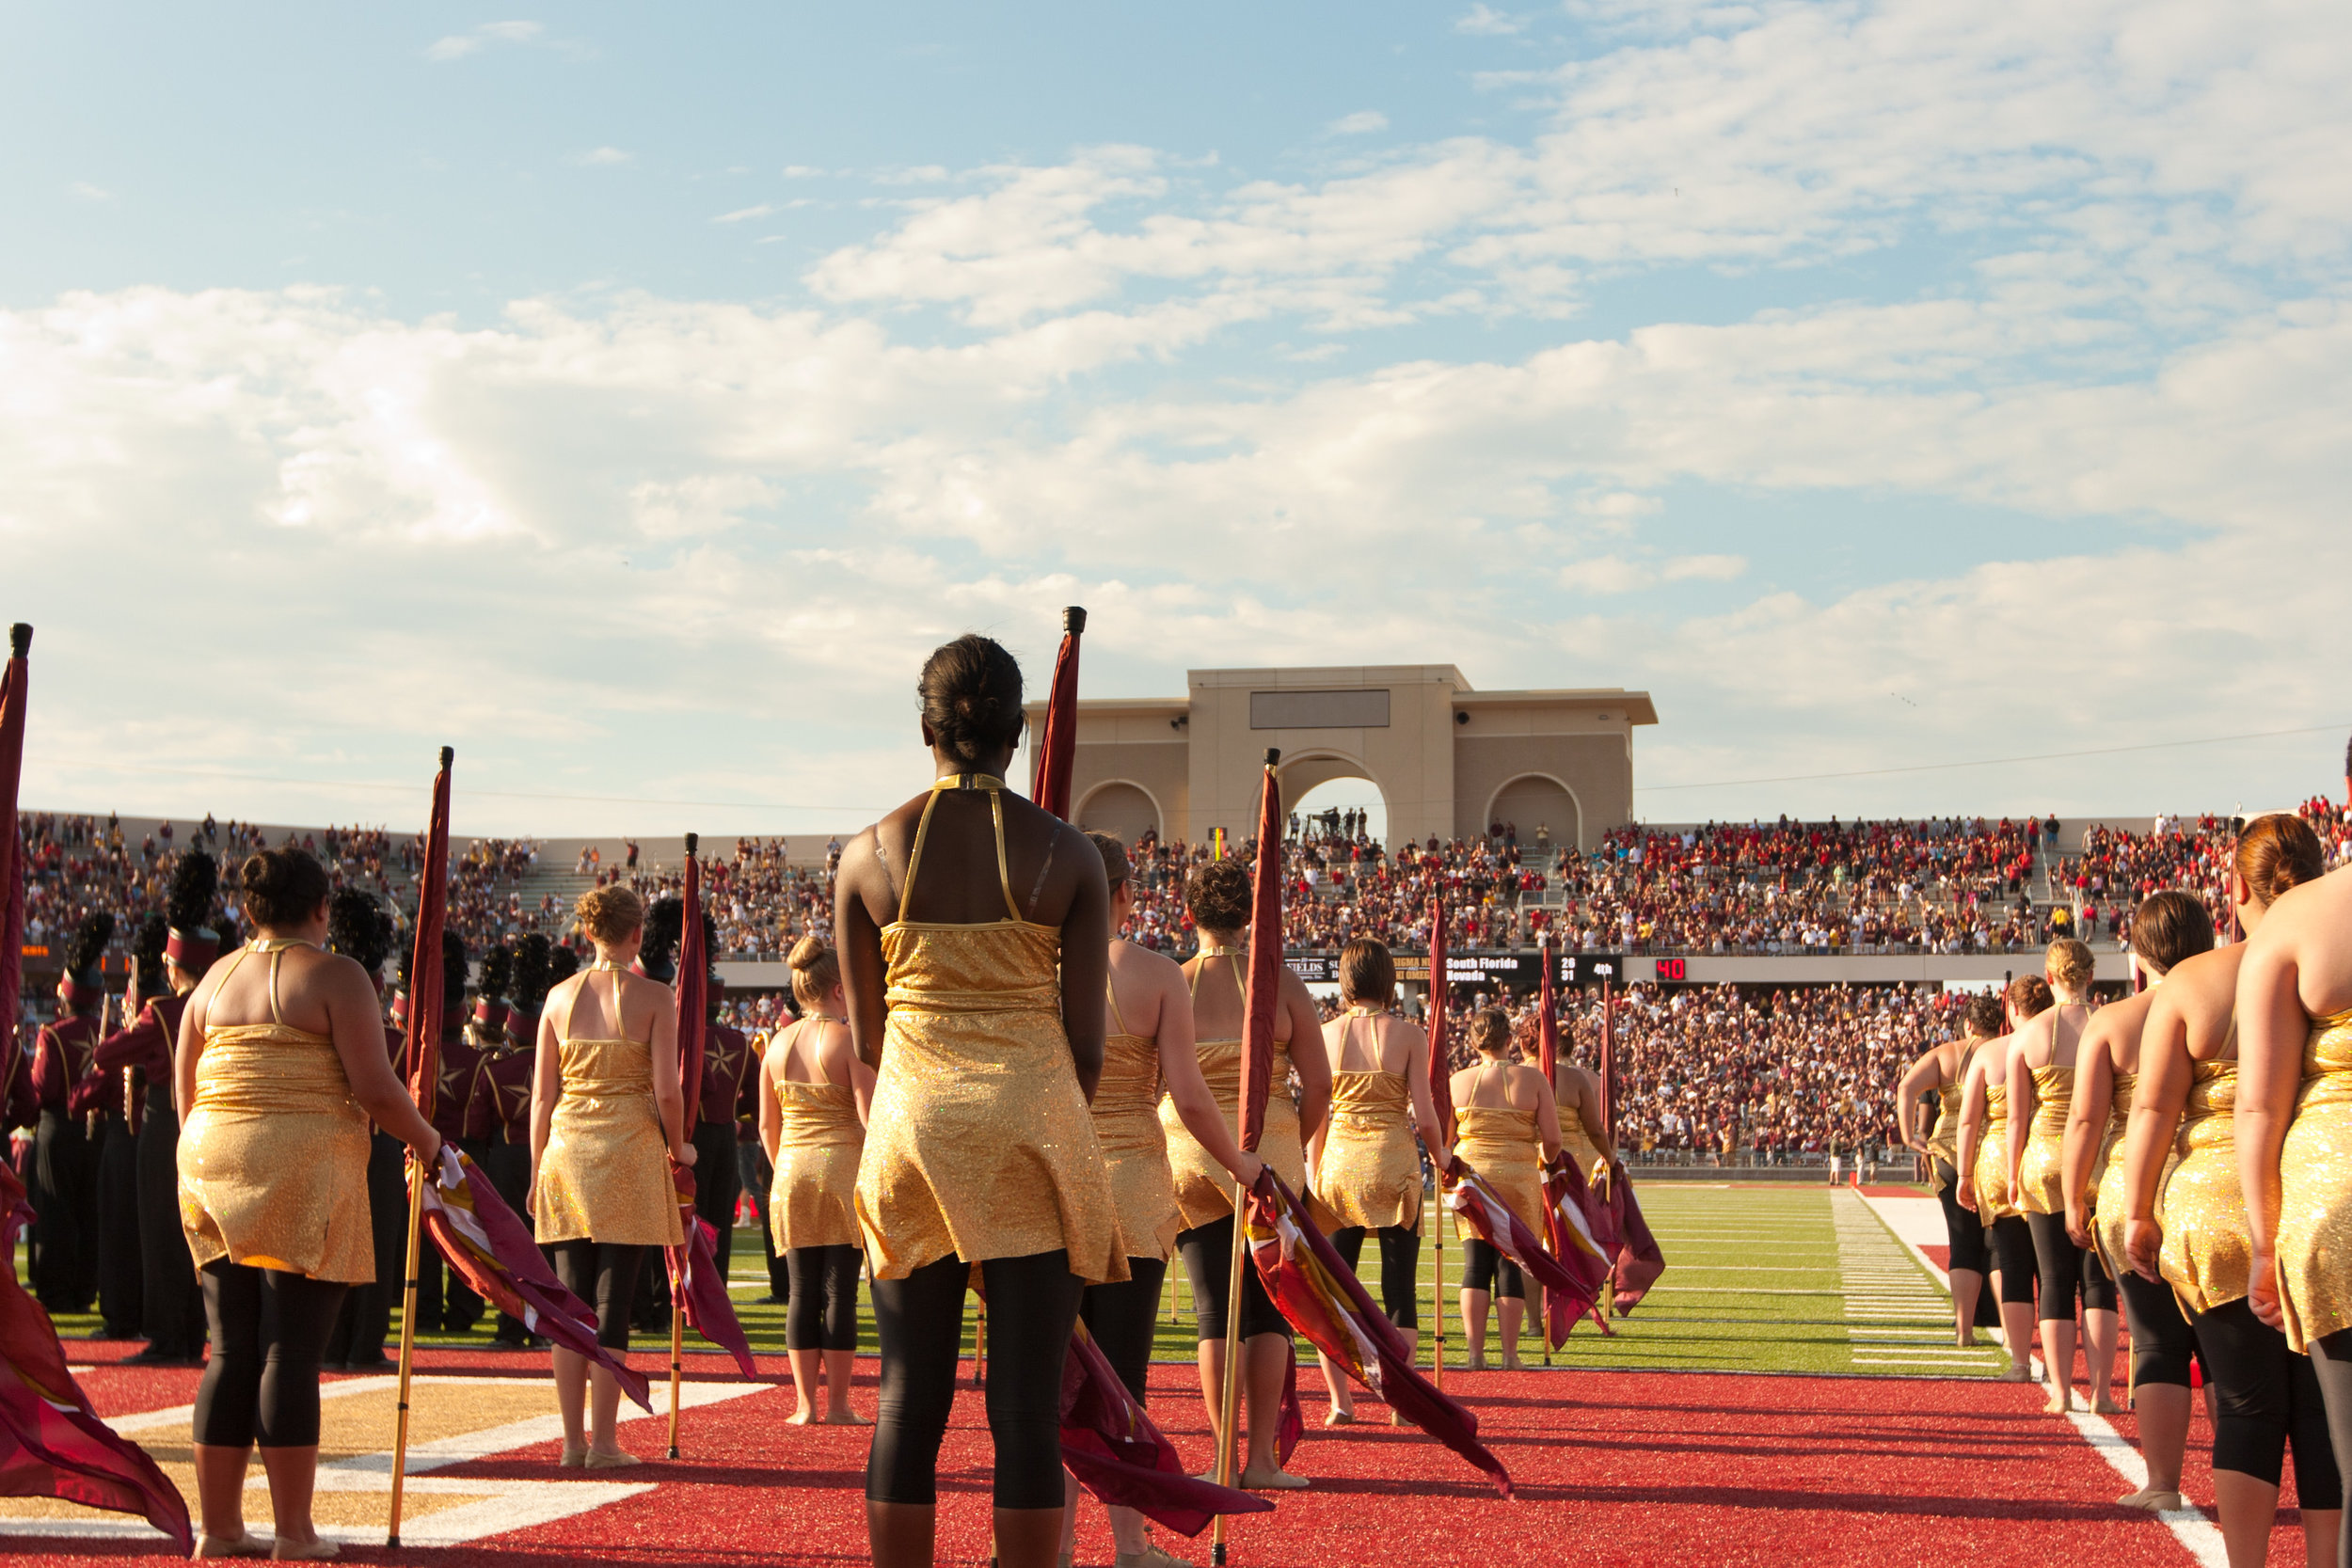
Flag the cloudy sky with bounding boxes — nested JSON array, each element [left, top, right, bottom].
[[4, 1, 2346, 839]]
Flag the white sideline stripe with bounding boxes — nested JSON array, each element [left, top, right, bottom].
[[1851, 1192, 2227, 1566]]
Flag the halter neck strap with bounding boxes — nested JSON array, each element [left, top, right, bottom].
[[898, 776, 1020, 925]]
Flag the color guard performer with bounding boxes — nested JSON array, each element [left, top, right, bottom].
[[1449, 1007, 1562, 1370], [30, 912, 111, 1313], [1897, 993, 2004, 1346], [1956, 975, 2055, 1384]]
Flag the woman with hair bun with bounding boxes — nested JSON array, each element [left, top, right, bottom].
[[1956, 974, 2054, 1385], [1163, 852, 1328, 1490], [758, 932, 875, 1425], [1448, 1006, 1563, 1370], [2242, 823, 2352, 1568], [1307, 935, 1445, 1420], [834, 632, 1125, 1568], [532, 881, 691, 1467], [2125, 815, 2339, 1567], [174, 847, 443, 1560], [2061, 890, 2212, 1512], [1060, 831, 1263, 1568], [1896, 991, 2004, 1348], [2008, 937, 2120, 1415]]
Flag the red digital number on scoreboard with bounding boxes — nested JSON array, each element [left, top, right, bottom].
[[1656, 958, 1688, 981]]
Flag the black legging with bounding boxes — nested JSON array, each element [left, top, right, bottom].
[[2117, 1269, 2196, 1388], [194, 1262, 348, 1449], [787, 1244, 863, 1353], [1934, 1162, 1989, 1275], [1460, 1238, 1524, 1302], [2306, 1329, 2352, 1568], [1988, 1214, 2038, 1304], [2026, 1212, 2118, 1315], [1331, 1225, 1421, 1329], [866, 1249, 1082, 1510], [1176, 1215, 1292, 1343], [1080, 1257, 1168, 1401], [2192, 1298, 2341, 1501], [551, 1241, 645, 1353]]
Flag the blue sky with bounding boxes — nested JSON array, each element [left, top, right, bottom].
[[4, 2, 2348, 837]]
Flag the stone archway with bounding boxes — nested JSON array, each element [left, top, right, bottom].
[[1276, 752, 1390, 844], [1075, 780, 1163, 846], [1485, 773, 1581, 854]]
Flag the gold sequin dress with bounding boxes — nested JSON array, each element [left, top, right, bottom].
[[1928, 1081, 1963, 1176], [535, 967, 684, 1248], [1561, 1117, 1607, 1183], [2157, 1060, 2249, 1316], [1973, 1083, 2016, 1220], [1314, 1010, 1422, 1233], [1094, 978, 1182, 1263], [177, 942, 374, 1281], [768, 1023, 865, 1254], [1162, 956, 1306, 1231], [2090, 1069, 2138, 1280], [2014, 1064, 2074, 1215], [854, 778, 1125, 1283], [2275, 1006, 2352, 1351], [1453, 1094, 1544, 1235]]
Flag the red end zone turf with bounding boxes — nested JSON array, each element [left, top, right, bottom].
[[16, 1352, 2238, 1567]]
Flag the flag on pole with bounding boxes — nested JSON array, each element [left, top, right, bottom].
[[0, 627, 26, 1099], [402, 748, 454, 1113], [1237, 752, 1282, 1156], [1425, 887, 1452, 1126], [1060, 1320, 1274, 1538], [1030, 606, 1085, 819], [666, 836, 755, 1376]]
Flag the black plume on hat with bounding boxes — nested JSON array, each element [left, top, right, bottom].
[[167, 850, 219, 934], [132, 912, 168, 979], [440, 928, 469, 1009], [546, 944, 580, 986], [477, 940, 513, 1002], [640, 895, 684, 984], [509, 934, 552, 1019], [65, 911, 114, 984], [328, 889, 395, 976]]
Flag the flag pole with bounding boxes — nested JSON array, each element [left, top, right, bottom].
[[1427, 889, 1451, 1389], [1211, 1176, 1248, 1567], [667, 832, 700, 1462], [389, 745, 454, 1549]]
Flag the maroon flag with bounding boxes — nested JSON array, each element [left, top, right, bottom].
[[403, 748, 454, 1114], [1059, 1321, 1274, 1538], [1245, 1169, 1512, 1497], [1443, 1161, 1602, 1313], [1541, 1154, 1613, 1345], [418, 1147, 651, 1408], [1236, 750, 1281, 1154], [1030, 606, 1085, 819], [1536, 932, 1557, 1083], [665, 835, 754, 1376], [1426, 888, 1453, 1131], [0, 1162, 193, 1552], [0, 627, 29, 1088], [1608, 1173, 1667, 1313]]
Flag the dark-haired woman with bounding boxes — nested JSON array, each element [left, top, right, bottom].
[[94, 852, 223, 1365], [175, 847, 443, 1560], [30, 913, 110, 1314], [1956, 975, 2054, 1385], [2241, 839, 2352, 1568], [758, 934, 874, 1425], [1063, 832, 1266, 1568], [834, 632, 1126, 1568], [1897, 992, 2003, 1347], [2124, 816, 2339, 1568], [2009, 939, 2120, 1415], [1162, 853, 1329, 1490], [2063, 891, 2212, 1513], [1307, 936, 1445, 1421], [1449, 1008, 1563, 1370], [532, 883, 691, 1468]]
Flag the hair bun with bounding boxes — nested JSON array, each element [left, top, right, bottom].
[[788, 933, 829, 971]]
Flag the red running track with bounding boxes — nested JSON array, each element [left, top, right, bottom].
[[19, 1349, 2312, 1567]]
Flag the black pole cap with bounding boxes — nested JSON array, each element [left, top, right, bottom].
[[1063, 606, 1087, 634], [437, 745, 454, 768], [8, 624, 29, 657], [685, 832, 699, 856], [1263, 747, 1280, 767]]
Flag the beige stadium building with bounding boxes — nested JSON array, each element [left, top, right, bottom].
[[1024, 664, 1659, 852]]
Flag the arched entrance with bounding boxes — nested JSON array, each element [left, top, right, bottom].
[[1485, 773, 1581, 853], [1075, 781, 1163, 846], [1278, 752, 1389, 845]]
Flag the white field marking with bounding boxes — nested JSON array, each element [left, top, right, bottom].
[[1849, 1191, 2227, 1566], [0, 1374, 768, 1548]]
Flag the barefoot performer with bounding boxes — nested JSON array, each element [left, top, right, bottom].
[[1956, 976, 2052, 1385], [179, 843, 442, 1560], [532, 882, 692, 1470], [2123, 816, 2339, 1567], [1449, 1008, 1564, 1370], [2065, 892, 2213, 1512], [2010, 939, 2121, 1414], [758, 935, 874, 1426], [1167, 853, 1328, 1493], [1897, 993, 2002, 1348], [834, 633, 1126, 1568], [1306, 937, 1445, 1421]]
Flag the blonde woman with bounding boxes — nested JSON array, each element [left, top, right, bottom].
[[1448, 1007, 1562, 1370], [758, 934, 875, 1425], [1306, 937, 1446, 1421], [532, 883, 691, 1469], [1955, 975, 2054, 1385], [175, 847, 442, 1560]]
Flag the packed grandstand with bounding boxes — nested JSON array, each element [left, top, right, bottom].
[[17, 792, 2350, 1170]]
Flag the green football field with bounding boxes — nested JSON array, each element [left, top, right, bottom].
[[25, 1184, 2015, 1381]]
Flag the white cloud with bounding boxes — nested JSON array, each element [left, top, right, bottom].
[[1455, 5, 1522, 36], [576, 146, 631, 166], [1328, 110, 1390, 135], [1662, 553, 1745, 582], [712, 203, 775, 224], [1560, 555, 1650, 594], [68, 182, 111, 203], [782, 165, 826, 179], [426, 20, 545, 60]]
